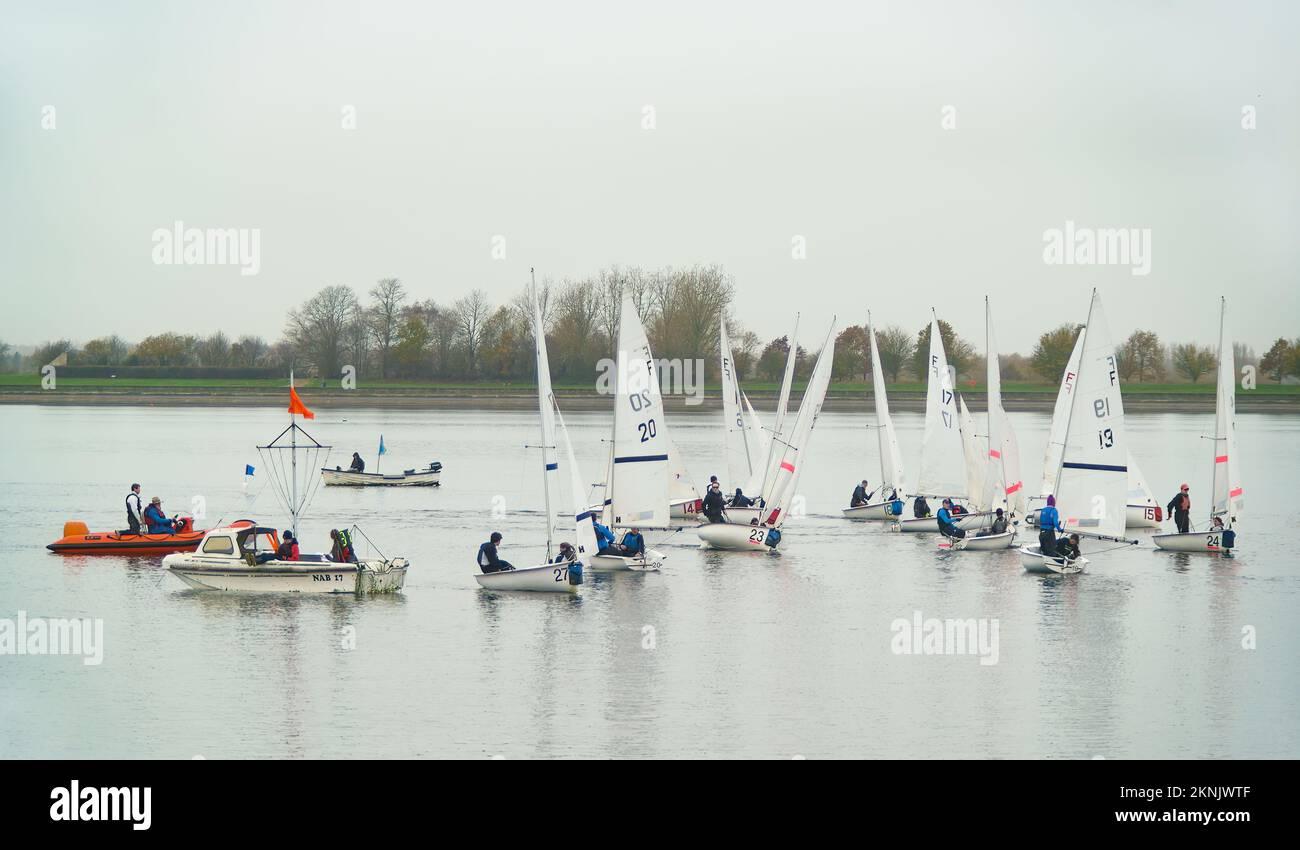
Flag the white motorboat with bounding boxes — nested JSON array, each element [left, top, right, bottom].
[[165, 524, 408, 593], [843, 312, 908, 521], [321, 462, 442, 486], [1021, 290, 1139, 573], [1154, 297, 1243, 554]]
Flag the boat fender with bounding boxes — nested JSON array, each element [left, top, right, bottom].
[[1222, 529, 1235, 549], [764, 528, 782, 548], [1154, 506, 1163, 522], [568, 561, 584, 585]]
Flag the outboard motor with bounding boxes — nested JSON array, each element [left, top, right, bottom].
[[429, 461, 443, 472], [177, 516, 194, 533], [764, 528, 782, 549], [568, 561, 584, 585]]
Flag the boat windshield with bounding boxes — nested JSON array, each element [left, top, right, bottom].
[[237, 528, 281, 553]]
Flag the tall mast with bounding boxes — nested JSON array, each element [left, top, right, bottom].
[[532, 268, 554, 559], [1052, 289, 1097, 500], [1211, 295, 1225, 525], [290, 370, 298, 539]]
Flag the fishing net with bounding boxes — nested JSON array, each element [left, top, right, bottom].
[[257, 421, 331, 531]]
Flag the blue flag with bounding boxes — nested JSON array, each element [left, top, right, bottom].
[[378, 435, 386, 457], [245, 464, 255, 476]]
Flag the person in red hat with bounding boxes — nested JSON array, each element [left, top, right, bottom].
[[1166, 483, 1191, 533]]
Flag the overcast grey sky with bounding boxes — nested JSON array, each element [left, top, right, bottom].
[[3, 0, 1297, 354]]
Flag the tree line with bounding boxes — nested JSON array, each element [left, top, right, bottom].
[[6, 267, 1295, 385]]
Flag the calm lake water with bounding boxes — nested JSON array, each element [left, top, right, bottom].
[[1, 403, 1296, 759]]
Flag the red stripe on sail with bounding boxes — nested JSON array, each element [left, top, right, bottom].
[[1005, 481, 1022, 495], [1215, 455, 1228, 463], [1229, 487, 1243, 497], [780, 461, 795, 473], [988, 450, 1001, 459]]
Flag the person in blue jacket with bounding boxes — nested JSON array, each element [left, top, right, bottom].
[[620, 527, 646, 556], [594, 521, 619, 555], [936, 499, 966, 539], [143, 497, 177, 534], [1038, 494, 1064, 556]]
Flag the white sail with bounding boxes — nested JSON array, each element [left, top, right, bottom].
[[868, 313, 906, 495], [1212, 297, 1243, 526], [758, 316, 801, 502], [609, 297, 670, 528], [1001, 413, 1026, 515], [1040, 330, 1085, 497], [1126, 451, 1157, 511], [531, 283, 559, 557], [665, 431, 700, 504], [916, 312, 967, 499], [556, 405, 599, 563], [719, 322, 753, 489], [980, 298, 1005, 511], [741, 391, 768, 491], [959, 396, 985, 508], [763, 320, 836, 527], [1053, 290, 1127, 539]]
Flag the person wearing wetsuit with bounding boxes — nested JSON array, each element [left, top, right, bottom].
[[349, 452, 365, 473], [730, 488, 754, 508], [477, 532, 514, 573], [1038, 495, 1063, 556], [125, 483, 144, 534], [1055, 534, 1082, 561], [702, 482, 727, 524], [936, 499, 966, 539], [850, 480, 872, 508], [1166, 484, 1191, 534]]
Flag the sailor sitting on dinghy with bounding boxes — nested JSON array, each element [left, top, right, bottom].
[[620, 527, 646, 556], [552, 542, 577, 564], [1054, 534, 1082, 561], [143, 497, 177, 534], [1038, 495, 1063, 555], [477, 532, 514, 573], [850, 480, 873, 508], [594, 521, 621, 555], [730, 488, 754, 508], [936, 499, 966, 539], [913, 495, 932, 519], [349, 452, 365, 473], [975, 508, 1008, 537]]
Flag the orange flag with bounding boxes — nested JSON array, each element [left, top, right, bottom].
[[288, 385, 315, 419]]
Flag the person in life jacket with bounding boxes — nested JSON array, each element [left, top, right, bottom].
[[702, 481, 727, 523], [1166, 484, 1191, 534], [277, 530, 300, 561], [936, 499, 966, 539], [125, 483, 144, 534], [913, 495, 931, 519], [330, 528, 357, 563], [730, 488, 754, 508], [143, 497, 177, 534], [593, 521, 619, 555], [1038, 494, 1063, 556], [552, 542, 576, 564], [976, 507, 1008, 537], [477, 532, 514, 573], [349, 452, 365, 473], [621, 527, 646, 556], [850, 480, 872, 508]]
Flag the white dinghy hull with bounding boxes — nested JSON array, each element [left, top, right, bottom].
[[1018, 545, 1087, 574], [842, 501, 900, 521], [946, 531, 1017, 551], [475, 562, 579, 593], [697, 523, 778, 551], [895, 516, 938, 533], [670, 498, 702, 520], [1152, 531, 1236, 553], [1126, 505, 1162, 528], [590, 549, 664, 571]]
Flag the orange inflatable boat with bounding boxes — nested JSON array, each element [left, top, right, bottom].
[[46, 516, 225, 555]]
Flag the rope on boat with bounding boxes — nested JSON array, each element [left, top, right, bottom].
[[349, 524, 387, 561]]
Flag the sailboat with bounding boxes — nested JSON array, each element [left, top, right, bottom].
[[164, 376, 410, 593], [1026, 331, 1164, 530], [843, 313, 907, 521], [948, 298, 1022, 551], [719, 321, 766, 500], [1154, 297, 1243, 553], [697, 319, 836, 551], [591, 296, 671, 570], [895, 311, 974, 532], [476, 277, 591, 593], [1019, 290, 1139, 573]]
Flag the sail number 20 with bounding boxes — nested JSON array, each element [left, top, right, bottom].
[[629, 389, 657, 443]]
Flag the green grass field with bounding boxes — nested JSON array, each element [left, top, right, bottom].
[[2, 374, 1296, 395]]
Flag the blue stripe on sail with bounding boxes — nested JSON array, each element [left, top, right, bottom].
[[575, 510, 598, 521], [1062, 461, 1127, 473], [614, 454, 669, 464], [545, 462, 558, 470]]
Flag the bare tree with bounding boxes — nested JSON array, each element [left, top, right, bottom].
[[368, 278, 407, 379], [285, 285, 360, 378], [453, 289, 492, 375]]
